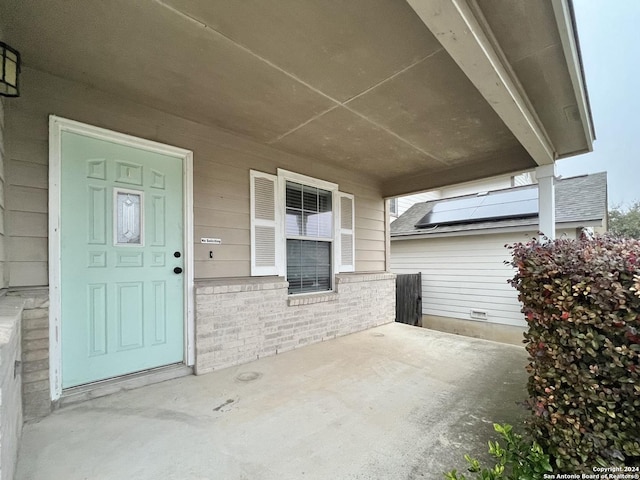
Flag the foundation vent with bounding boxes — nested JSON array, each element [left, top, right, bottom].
[[470, 309, 488, 321]]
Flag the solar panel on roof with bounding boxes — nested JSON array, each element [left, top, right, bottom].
[[415, 188, 539, 228]]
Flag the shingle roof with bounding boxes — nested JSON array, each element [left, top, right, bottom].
[[390, 172, 607, 237]]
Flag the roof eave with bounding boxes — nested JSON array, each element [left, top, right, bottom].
[[407, 0, 555, 166], [551, 0, 596, 151]]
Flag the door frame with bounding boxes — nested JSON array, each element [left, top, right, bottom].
[[48, 115, 195, 401]]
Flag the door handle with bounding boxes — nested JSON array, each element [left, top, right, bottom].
[[174, 252, 181, 258], [173, 267, 183, 274]]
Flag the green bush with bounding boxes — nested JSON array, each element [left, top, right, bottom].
[[444, 423, 552, 480], [507, 235, 640, 471]]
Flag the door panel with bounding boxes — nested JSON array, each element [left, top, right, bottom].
[[61, 132, 184, 388]]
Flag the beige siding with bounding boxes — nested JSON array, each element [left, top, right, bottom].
[[0, 98, 6, 289], [390, 229, 576, 327], [5, 67, 386, 286]]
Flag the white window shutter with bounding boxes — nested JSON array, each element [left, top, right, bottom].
[[337, 192, 355, 272], [250, 170, 280, 276]]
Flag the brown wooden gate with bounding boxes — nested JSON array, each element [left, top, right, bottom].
[[395, 273, 422, 326]]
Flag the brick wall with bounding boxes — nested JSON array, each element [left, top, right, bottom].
[[0, 296, 25, 480], [7, 273, 395, 420], [194, 272, 396, 374], [9, 289, 51, 420]]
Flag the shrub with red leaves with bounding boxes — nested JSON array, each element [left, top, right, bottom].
[[507, 235, 640, 471]]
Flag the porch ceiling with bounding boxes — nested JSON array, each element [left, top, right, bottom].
[[0, 0, 592, 196]]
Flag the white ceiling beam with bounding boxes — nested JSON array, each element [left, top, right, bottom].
[[406, 0, 556, 166]]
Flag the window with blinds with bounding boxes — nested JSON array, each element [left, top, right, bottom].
[[285, 181, 332, 294], [249, 169, 356, 292]]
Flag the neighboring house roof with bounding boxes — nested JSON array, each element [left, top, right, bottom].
[[391, 172, 607, 238]]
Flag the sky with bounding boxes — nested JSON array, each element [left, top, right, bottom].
[[555, 0, 640, 209]]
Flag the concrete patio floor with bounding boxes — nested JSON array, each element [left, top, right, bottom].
[[16, 323, 529, 480]]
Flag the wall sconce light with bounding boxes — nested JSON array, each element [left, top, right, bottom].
[[0, 41, 21, 97]]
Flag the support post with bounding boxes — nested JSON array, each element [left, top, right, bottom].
[[536, 164, 557, 240]]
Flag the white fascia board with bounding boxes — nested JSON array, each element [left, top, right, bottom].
[[551, 0, 595, 152], [406, 0, 555, 165], [390, 220, 603, 241]]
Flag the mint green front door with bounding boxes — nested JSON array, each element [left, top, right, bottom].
[[60, 131, 185, 388]]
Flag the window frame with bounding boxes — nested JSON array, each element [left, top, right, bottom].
[[249, 168, 355, 288], [277, 169, 339, 295]]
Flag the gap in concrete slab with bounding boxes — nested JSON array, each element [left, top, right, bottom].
[[59, 364, 193, 408]]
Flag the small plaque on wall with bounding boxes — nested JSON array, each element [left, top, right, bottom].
[[201, 238, 222, 245]]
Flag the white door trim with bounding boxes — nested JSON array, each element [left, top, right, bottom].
[[48, 116, 195, 401]]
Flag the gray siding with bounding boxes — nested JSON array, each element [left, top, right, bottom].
[[4, 67, 387, 286], [390, 229, 576, 327]]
